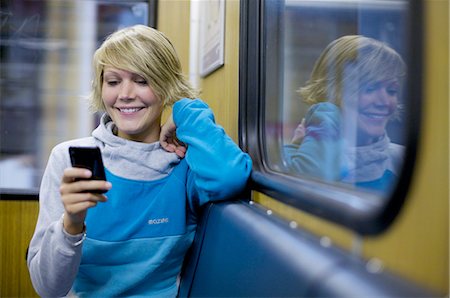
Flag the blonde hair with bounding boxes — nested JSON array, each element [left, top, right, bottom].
[[90, 25, 198, 112], [299, 35, 406, 107]]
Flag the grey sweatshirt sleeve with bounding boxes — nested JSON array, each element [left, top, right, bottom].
[[27, 142, 87, 297]]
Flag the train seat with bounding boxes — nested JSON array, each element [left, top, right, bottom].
[[179, 199, 436, 297]]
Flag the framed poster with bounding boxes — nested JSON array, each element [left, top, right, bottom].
[[199, 0, 225, 77]]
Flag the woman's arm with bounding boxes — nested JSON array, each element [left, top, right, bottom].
[[163, 98, 252, 205], [27, 142, 111, 297], [27, 145, 83, 297], [283, 102, 343, 181]]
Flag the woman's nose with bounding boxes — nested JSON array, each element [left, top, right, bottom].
[[119, 81, 135, 101], [376, 88, 395, 106]]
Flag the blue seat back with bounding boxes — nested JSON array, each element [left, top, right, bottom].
[[179, 200, 436, 297]]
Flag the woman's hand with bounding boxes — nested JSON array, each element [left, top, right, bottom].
[[160, 114, 187, 158], [291, 118, 306, 145], [60, 167, 111, 235]]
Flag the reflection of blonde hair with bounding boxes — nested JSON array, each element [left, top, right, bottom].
[[90, 25, 198, 112], [299, 35, 406, 107]]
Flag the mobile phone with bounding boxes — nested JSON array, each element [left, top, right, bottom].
[[69, 147, 107, 192]]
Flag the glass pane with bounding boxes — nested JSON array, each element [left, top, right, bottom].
[[0, 0, 148, 191], [265, 0, 410, 198]]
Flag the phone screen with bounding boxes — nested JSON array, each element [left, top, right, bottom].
[[69, 146, 107, 181]]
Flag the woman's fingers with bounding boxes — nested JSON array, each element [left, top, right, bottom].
[[62, 191, 108, 210], [60, 179, 111, 195], [62, 167, 92, 183], [61, 167, 111, 193], [59, 167, 111, 233], [62, 193, 102, 214], [60, 167, 111, 219]]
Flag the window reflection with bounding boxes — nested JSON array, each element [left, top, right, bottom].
[[283, 35, 406, 193], [0, 0, 149, 191], [265, 0, 409, 196]]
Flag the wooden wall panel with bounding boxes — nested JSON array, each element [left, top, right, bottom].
[[0, 200, 39, 297], [157, 0, 191, 80], [197, 0, 240, 141]]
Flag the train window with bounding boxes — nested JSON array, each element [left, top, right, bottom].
[[0, 0, 153, 194], [239, 0, 422, 234]]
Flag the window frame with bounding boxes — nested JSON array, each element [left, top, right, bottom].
[[238, 0, 423, 235]]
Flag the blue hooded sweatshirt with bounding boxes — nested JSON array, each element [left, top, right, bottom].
[[27, 98, 252, 297]]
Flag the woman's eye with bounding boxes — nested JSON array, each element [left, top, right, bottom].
[[387, 88, 398, 96], [363, 85, 377, 93], [106, 80, 119, 86], [136, 80, 147, 85]]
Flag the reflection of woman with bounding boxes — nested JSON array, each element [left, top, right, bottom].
[[284, 35, 406, 191]]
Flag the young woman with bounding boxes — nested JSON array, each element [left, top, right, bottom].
[[27, 25, 252, 297], [284, 35, 406, 191]]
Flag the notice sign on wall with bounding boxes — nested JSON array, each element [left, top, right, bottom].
[[199, 0, 225, 77]]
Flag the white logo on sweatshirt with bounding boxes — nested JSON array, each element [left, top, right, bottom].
[[147, 217, 169, 225]]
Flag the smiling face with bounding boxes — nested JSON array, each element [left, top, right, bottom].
[[102, 67, 164, 143], [355, 79, 399, 145]]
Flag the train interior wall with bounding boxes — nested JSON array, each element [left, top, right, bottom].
[[249, 0, 449, 293], [0, 0, 448, 297]]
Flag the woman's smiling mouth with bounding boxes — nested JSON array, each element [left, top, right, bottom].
[[117, 107, 144, 114], [359, 108, 393, 121], [363, 112, 389, 120]]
